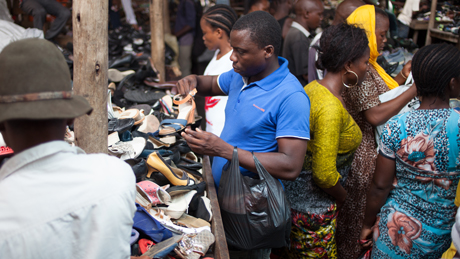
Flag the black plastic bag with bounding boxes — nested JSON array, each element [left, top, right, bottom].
[[218, 147, 291, 250]]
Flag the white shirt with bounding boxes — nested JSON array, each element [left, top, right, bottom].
[[309, 32, 324, 81], [291, 21, 311, 39], [204, 49, 233, 137], [0, 141, 136, 259], [397, 0, 420, 25]]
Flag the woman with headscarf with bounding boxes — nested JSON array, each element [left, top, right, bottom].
[[336, 5, 418, 258]]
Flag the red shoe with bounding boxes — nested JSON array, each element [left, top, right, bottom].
[[0, 146, 13, 156], [138, 239, 155, 254]]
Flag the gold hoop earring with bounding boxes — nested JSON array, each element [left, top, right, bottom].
[[342, 70, 359, 88]]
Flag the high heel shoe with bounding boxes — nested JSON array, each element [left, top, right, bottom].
[[147, 152, 190, 186]]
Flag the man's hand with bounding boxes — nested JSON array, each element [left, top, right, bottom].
[[175, 75, 198, 96], [130, 256, 151, 259], [181, 128, 233, 158]]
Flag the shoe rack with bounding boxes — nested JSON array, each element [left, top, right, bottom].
[[425, 0, 460, 48]]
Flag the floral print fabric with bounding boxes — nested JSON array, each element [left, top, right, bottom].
[[286, 206, 338, 258], [373, 109, 460, 258]]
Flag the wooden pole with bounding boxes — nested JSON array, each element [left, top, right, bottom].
[[72, 0, 108, 153], [425, 0, 437, 45], [163, 0, 171, 34], [150, 0, 165, 83]]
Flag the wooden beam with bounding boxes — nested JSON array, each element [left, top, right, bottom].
[[150, 0, 165, 83], [72, 0, 108, 153]]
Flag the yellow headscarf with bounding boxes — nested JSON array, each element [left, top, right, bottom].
[[346, 5, 399, 89]]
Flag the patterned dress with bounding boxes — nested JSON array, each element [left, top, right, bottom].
[[372, 109, 460, 258], [338, 66, 390, 258], [283, 81, 362, 258]]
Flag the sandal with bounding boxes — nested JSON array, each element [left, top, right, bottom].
[[158, 89, 197, 136], [146, 152, 190, 186], [160, 95, 174, 115]]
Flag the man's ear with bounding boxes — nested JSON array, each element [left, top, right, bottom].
[[264, 45, 275, 58]]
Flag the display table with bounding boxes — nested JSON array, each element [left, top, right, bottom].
[[409, 19, 451, 43], [428, 28, 460, 46], [203, 156, 230, 259]]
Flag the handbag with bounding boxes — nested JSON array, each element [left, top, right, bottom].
[[218, 147, 291, 250]]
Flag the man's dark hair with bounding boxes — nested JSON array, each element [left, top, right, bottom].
[[315, 22, 368, 73], [232, 11, 282, 55], [412, 43, 460, 101], [202, 4, 238, 37]]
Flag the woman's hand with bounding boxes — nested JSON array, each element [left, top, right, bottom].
[[359, 225, 374, 249], [394, 60, 412, 85], [401, 60, 412, 79]]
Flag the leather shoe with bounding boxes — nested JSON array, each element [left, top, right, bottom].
[[108, 118, 135, 133]]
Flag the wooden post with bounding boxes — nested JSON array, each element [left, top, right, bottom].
[[425, 0, 437, 45], [150, 0, 165, 83], [163, 0, 171, 34], [72, 0, 108, 153]]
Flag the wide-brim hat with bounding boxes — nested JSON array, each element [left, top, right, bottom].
[[0, 38, 92, 123]]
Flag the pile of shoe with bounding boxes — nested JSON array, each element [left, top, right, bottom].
[[98, 67, 214, 258], [378, 47, 414, 77], [428, 3, 460, 34]]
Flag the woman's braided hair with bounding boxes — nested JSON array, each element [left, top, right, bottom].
[[412, 43, 460, 100], [202, 4, 238, 37], [315, 22, 369, 73]]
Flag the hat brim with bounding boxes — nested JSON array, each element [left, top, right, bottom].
[[0, 95, 93, 123]]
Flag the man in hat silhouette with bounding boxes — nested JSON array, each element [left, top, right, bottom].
[[0, 38, 138, 258]]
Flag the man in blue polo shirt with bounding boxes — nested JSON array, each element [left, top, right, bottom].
[[177, 11, 310, 258]]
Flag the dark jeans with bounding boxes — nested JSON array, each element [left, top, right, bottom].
[[397, 20, 410, 39], [21, 0, 70, 40], [108, 0, 122, 30]]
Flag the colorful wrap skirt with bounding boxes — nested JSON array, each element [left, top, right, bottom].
[[286, 204, 338, 258]]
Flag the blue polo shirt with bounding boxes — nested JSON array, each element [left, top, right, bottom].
[[212, 57, 311, 189]]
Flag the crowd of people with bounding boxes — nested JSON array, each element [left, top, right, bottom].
[[1, 0, 460, 258]]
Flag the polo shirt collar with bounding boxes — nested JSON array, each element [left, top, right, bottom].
[[242, 57, 290, 91], [291, 21, 311, 39], [0, 141, 84, 181]]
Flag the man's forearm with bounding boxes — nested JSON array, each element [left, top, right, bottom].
[[196, 75, 222, 96], [174, 25, 193, 38], [216, 142, 306, 181]]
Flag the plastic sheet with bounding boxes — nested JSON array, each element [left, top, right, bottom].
[[218, 147, 291, 250]]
